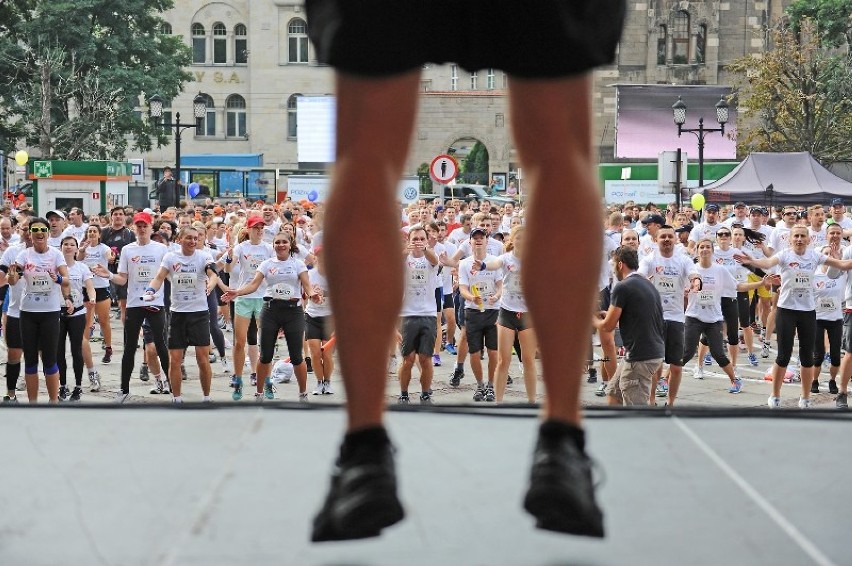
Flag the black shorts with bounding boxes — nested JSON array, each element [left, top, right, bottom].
[[663, 320, 685, 367], [498, 308, 532, 332], [5, 315, 21, 349], [168, 311, 210, 349], [306, 0, 625, 78], [112, 282, 127, 301], [434, 287, 443, 313], [94, 287, 111, 303], [400, 316, 437, 357], [305, 314, 333, 342], [442, 293, 454, 310], [465, 308, 499, 353]]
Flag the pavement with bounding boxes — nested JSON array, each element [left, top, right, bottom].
[[4, 313, 845, 409]]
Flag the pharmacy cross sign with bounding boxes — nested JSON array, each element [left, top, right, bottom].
[[34, 161, 53, 178]]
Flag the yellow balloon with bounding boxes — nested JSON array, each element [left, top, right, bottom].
[[14, 150, 28, 166], [691, 193, 706, 210]]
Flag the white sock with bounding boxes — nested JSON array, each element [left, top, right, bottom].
[[203, 395, 211, 401], [172, 395, 183, 403]]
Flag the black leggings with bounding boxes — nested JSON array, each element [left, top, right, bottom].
[[775, 307, 817, 368], [259, 301, 305, 365], [122, 306, 170, 393], [683, 317, 729, 367], [58, 314, 86, 386], [21, 310, 60, 374], [814, 318, 842, 368], [207, 291, 226, 357]]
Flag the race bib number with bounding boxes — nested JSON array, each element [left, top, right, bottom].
[[272, 283, 296, 299], [817, 298, 837, 313], [408, 267, 428, 295], [175, 273, 196, 292], [27, 274, 51, 294], [507, 274, 522, 295], [698, 291, 715, 306], [70, 288, 82, 305], [476, 280, 495, 298], [655, 276, 676, 296], [135, 265, 153, 282], [792, 271, 811, 290], [735, 271, 747, 284]]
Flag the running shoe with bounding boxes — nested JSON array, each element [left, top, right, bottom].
[[15, 379, 25, 392], [323, 380, 333, 395], [305, 356, 313, 373], [313, 381, 325, 395], [208, 352, 216, 364], [311, 432, 404, 542], [449, 367, 463, 387], [748, 353, 759, 366], [836, 393, 848, 409], [299, 392, 309, 403], [150, 379, 165, 395], [432, 354, 441, 367], [594, 382, 607, 397], [102, 346, 113, 364], [181, 365, 188, 381], [761, 343, 771, 358], [829, 379, 839, 395], [523, 423, 604, 538], [250, 373, 257, 387], [172, 397, 183, 404], [219, 356, 230, 374], [2, 395, 17, 403], [655, 378, 668, 398], [69, 387, 82, 402], [58, 385, 69, 401], [161, 378, 171, 395], [232, 376, 243, 401], [114, 391, 130, 404], [89, 371, 101, 392], [767, 396, 781, 408], [229, 375, 238, 388], [484, 383, 495, 402], [728, 378, 743, 394], [445, 343, 458, 355], [254, 392, 265, 402], [587, 369, 597, 384], [420, 391, 433, 404], [507, 376, 513, 385], [397, 393, 410, 404], [733, 368, 742, 380], [387, 356, 399, 374], [798, 397, 812, 409], [692, 365, 704, 380], [703, 353, 712, 366], [264, 377, 276, 400], [139, 363, 150, 382], [473, 382, 485, 402], [811, 380, 820, 394]]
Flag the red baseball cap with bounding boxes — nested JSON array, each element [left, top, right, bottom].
[[132, 212, 153, 225], [247, 216, 265, 229]]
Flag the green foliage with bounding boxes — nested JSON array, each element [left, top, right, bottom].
[[417, 162, 432, 194], [727, 19, 852, 165], [460, 141, 489, 184], [787, 0, 852, 48], [0, 0, 192, 159]]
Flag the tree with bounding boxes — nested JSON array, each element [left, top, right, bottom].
[[727, 19, 852, 165], [787, 0, 852, 48], [460, 141, 489, 185], [0, 0, 192, 160]]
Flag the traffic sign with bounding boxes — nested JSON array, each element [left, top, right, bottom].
[[430, 154, 458, 184]]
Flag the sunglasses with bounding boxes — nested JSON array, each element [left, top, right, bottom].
[[716, 232, 731, 237], [30, 226, 49, 233]]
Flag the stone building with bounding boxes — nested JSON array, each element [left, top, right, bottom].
[[138, 1, 793, 191]]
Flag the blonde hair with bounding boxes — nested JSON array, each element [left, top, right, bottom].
[[505, 224, 524, 253]]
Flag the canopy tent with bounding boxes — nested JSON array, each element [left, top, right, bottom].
[[702, 152, 852, 206]]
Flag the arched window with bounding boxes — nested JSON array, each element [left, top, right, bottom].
[[198, 94, 216, 137], [672, 11, 690, 64], [657, 25, 667, 64], [191, 23, 206, 64], [161, 22, 172, 35], [696, 24, 707, 64], [235, 24, 248, 64], [288, 19, 309, 63], [287, 94, 301, 139], [226, 95, 247, 137], [213, 22, 227, 64]]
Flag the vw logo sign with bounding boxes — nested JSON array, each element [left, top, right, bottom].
[[403, 186, 417, 201]]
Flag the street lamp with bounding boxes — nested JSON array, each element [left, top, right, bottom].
[[149, 93, 208, 202], [672, 95, 729, 187]]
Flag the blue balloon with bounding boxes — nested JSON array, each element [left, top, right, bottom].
[[308, 190, 318, 202], [188, 182, 200, 198]]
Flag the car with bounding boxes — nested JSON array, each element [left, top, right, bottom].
[[420, 184, 516, 206]]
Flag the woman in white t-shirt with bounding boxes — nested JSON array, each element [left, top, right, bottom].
[[812, 244, 846, 394], [737, 224, 852, 407], [9, 217, 74, 403], [78, 224, 115, 364], [57, 236, 96, 401], [479, 225, 537, 403]]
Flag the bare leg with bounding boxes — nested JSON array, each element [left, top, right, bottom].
[[418, 353, 433, 394], [232, 315, 249, 376], [494, 325, 515, 402], [509, 75, 598, 427], [323, 71, 421, 432], [168, 349, 183, 397]]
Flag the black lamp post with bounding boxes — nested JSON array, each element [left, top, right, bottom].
[[149, 93, 208, 202], [672, 96, 729, 188]]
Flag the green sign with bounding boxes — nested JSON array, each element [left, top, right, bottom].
[[33, 161, 53, 178]]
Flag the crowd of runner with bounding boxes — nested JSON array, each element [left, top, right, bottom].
[[1, 195, 851, 409]]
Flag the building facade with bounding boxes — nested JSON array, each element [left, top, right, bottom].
[[137, 0, 793, 192]]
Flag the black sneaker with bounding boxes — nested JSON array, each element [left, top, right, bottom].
[[312, 434, 405, 542], [69, 387, 83, 402], [305, 356, 313, 373], [523, 424, 605, 538], [837, 393, 848, 409], [419, 391, 433, 404], [139, 363, 150, 382], [397, 393, 410, 404], [811, 380, 820, 394], [102, 346, 113, 364], [587, 369, 597, 384], [484, 383, 495, 402], [829, 379, 839, 394], [58, 385, 69, 401], [507, 375, 513, 385], [449, 368, 463, 387], [473, 382, 485, 402], [2, 395, 17, 403]]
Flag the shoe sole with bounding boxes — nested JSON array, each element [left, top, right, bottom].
[[523, 485, 604, 538]]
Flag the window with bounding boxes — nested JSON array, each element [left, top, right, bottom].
[[235, 24, 248, 64], [470, 71, 477, 90], [502, 72, 508, 89], [696, 24, 707, 64], [450, 65, 458, 91], [657, 25, 667, 65], [226, 95, 247, 137], [161, 98, 173, 136], [213, 22, 227, 64], [287, 94, 301, 139], [672, 11, 690, 64], [198, 94, 216, 136], [161, 22, 172, 35], [192, 23, 206, 64], [288, 19, 309, 63], [486, 68, 495, 90]]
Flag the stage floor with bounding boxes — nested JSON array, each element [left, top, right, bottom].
[[2, 405, 848, 566]]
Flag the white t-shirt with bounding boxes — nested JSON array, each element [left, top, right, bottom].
[[637, 251, 697, 323], [638, 234, 658, 259], [258, 256, 307, 305], [499, 252, 526, 313], [61, 223, 89, 243], [233, 241, 274, 299], [305, 269, 332, 318], [400, 254, 439, 317], [161, 251, 213, 313], [447, 227, 470, 246], [713, 247, 747, 298], [439, 240, 458, 294], [775, 248, 826, 311], [261, 220, 281, 244], [685, 264, 737, 323], [688, 222, 722, 244], [458, 255, 501, 311], [599, 233, 618, 291], [768, 225, 793, 254], [814, 271, 845, 321], [119, 241, 169, 308], [65, 261, 93, 316], [455, 237, 504, 259], [1, 243, 26, 318], [808, 225, 827, 250], [81, 243, 113, 288], [16, 247, 67, 312]]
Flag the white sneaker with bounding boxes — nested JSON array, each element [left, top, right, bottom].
[[114, 392, 130, 404], [219, 356, 230, 374], [208, 352, 216, 363], [733, 368, 742, 379], [312, 381, 325, 395], [594, 382, 607, 397], [15, 379, 25, 392], [767, 396, 781, 408], [388, 356, 399, 374], [322, 380, 333, 395], [692, 365, 704, 379], [798, 397, 812, 409], [89, 371, 101, 392]]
